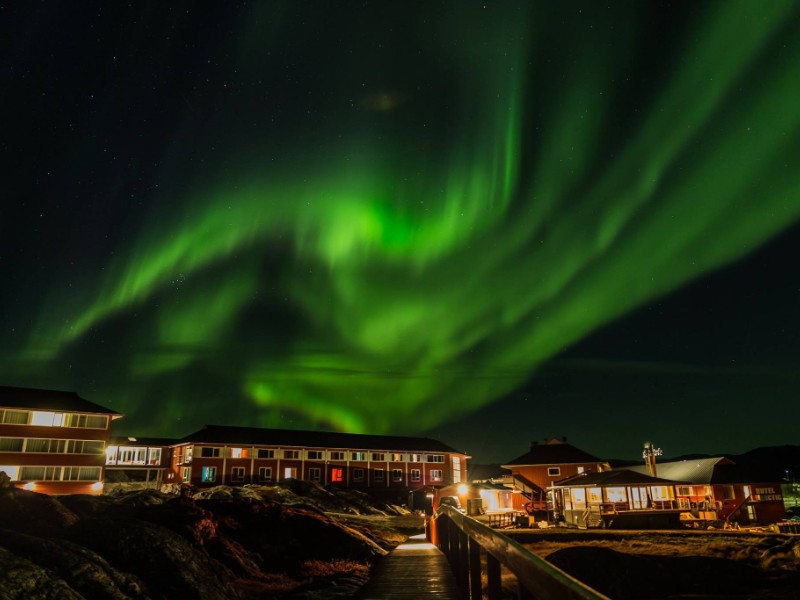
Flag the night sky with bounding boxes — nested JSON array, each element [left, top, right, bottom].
[[2, 2, 799, 464]]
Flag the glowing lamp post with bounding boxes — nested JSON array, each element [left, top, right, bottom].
[[643, 442, 662, 477]]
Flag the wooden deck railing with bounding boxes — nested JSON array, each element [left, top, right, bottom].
[[431, 506, 609, 600]]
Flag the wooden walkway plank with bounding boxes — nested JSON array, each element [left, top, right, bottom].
[[356, 533, 461, 600]]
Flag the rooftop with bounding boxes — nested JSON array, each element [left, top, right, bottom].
[[552, 469, 684, 488], [0, 385, 121, 416], [502, 437, 605, 467], [179, 424, 465, 454]]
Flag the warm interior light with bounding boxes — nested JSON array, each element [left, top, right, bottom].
[[457, 483, 468, 496], [23, 482, 35, 491]]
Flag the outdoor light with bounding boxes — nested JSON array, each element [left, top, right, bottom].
[[23, 482, 35, 491], [91, 481, 104, 492], [457, 483, 468, 496]]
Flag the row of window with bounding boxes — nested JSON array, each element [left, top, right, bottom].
[[0, 437, 105, 455], [191, 446, 447, 463], [0, 465, 102, 482], [105, 446, 162, 466], [0, 410, 108, 429], [188, 466, 444, 484]]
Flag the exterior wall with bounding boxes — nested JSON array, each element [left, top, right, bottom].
[[675, 482, 786, 525], [172, 443, 467, 491], [0, 408, 112, 495], [508, 462, 607, 510]]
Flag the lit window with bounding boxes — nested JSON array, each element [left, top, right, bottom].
[[331, 468, 343, 482], [231, 448, 244, 459], [30, 411, 63, 427], [430, 470, 443, 482], [577, 466, 585, 474], [284, 467, 297, 479], [148, 448, 162, 465], [182, 467, 191, 482], [409, 454, 422, 462], [391, 453, 403, 462], [351, 452, 366, 461], [0, 466, 20, 480], [201, 466, 217, 483]]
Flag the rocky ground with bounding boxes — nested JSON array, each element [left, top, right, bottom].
[[0, 478, 423, 599], [508, 529, 800, 599]]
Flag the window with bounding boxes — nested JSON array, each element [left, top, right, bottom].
[[408, 454, 422, 462], [353, 468, 364, 481], [257, 449, 275, 459], [200, 447, 221, 458], [182, 467, 191, 482], [307, 451, 324, 460], [1, 410, 29, 424], [373, 469, 384, 481], [82, 441, 105, 455], [62, 466, 101, 481], [331, 468, 343, 482], [430, 469, 443, 482], [148, 448, 162, 465], [392, 469, 403, 482], [723, 486, 735, 500], [25, 438, 51, 453], [351, 452, 366, 461], [452, 457, 461, 483], [577, 466, 585, 474], [391, 453, 403, 462], [283, 450, 300, 459], [372, 453, 385, 461], [547, 467, 561, 476], [284, 467, 297, 479], [0, 466, 20, 480], [258, 467, 272, 482], [309, 468, 321, 482], [231, 467, 245, 483], [678, 486, 692, 496], [201, 466, 217, 483], [410, 469, 421, 482], [185, 446, 194, 463], [19, 466, 61, 481], [0, 438, 24, 452], [427, 455, 445, 463], [30, 411, 63, 427], [63, 414, 108, 429], [117, 446, 147, 463], [329, 451, 345, 461], [230, 448, 245, 459]]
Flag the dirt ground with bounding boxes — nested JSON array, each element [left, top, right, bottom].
[[506, 529, 800, 599]]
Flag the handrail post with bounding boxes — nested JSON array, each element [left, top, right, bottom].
[[487, 552, 501, 600], [468, 536, 482, 600], [458, 529, 469, 600]]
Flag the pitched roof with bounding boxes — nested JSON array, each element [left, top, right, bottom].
[[626, 457, 730, 484], [627, 457, 781, 485], [178, 424, 464, 454], [552, 469, 684, 488], [502, 440, 604, 467], [109, 436, 179, 447], [0, 385, 120, 416]]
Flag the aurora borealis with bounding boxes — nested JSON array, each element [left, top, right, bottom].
[[2, 1, 799, 461]]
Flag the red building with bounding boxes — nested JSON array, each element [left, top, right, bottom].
[[105, 436, 178, 490], [172, 424, 468, 498], [0, 386, 121, 495], [628, 457, 787, 525], [501, 437, 610, 512]]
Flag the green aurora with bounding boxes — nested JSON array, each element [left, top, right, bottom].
[[5, 1, 800, 442]]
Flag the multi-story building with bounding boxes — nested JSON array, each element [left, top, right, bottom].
[[105, 436, 178, 490], [172, 424, 468, 498], [501, 437, 610, 512], [0, 386, 120, 495]]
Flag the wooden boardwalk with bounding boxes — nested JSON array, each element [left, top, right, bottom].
[[356, 533, 461, 599]]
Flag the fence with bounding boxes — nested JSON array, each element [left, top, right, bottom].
[[431, 506, 609, 600]]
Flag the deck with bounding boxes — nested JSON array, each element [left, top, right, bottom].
[[356, 533, 460, 599]]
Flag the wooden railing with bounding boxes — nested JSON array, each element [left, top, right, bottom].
[[432, 506, 609, 600]]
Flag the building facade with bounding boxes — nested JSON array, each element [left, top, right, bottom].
[[501, 437, 611, 512], [0, 386, 120, 495], [105, 436, 177, 490], [172, 425, 468, 496]]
